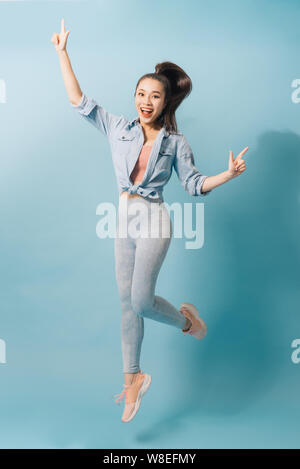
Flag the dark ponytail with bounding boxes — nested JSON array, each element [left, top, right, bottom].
[[134, 61, 192, 134]]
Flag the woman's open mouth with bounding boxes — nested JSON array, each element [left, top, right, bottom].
[[140, 108, 153, 118]]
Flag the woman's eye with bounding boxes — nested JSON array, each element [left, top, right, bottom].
[[138, 93, 160, 99]]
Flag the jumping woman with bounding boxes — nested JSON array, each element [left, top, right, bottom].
[[51, 19, 249, 423]]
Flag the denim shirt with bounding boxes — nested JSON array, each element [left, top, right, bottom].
[[71, 93, 211, 202]]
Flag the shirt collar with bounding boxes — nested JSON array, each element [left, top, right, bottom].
[[127, 117, 170, 138]]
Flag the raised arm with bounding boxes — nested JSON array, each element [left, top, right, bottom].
[[51, 18, 124, 139], [51, 18, 82, 105], [174, 135, 249, 196]]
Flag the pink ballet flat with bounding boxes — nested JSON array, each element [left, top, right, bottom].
[[113, 370, 152, 423], [180, 302, 207, 340]]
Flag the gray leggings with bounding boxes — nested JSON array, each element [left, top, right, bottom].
[[114, 195, 187, 373]]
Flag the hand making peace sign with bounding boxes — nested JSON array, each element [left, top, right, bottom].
[[51, 18, 70, 52], [228, 146, 249, 178]]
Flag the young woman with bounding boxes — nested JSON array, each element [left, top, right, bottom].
[[52, 19, 249, 423]]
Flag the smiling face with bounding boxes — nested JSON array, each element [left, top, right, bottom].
[[135, 78, 166, 129]]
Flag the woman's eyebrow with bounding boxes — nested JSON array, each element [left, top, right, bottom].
[[138, 88, 161, 94]]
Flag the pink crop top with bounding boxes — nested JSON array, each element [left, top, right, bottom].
[[130, 145, 152, 185]]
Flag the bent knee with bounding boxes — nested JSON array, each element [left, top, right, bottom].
[[131, 297, 153, 317]]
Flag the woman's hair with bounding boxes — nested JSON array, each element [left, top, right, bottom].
[[134, 61, 192, 134]]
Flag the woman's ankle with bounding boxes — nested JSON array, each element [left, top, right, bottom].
[[124, 370, 141, 385]]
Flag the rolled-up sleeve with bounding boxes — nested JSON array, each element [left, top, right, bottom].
[[173, 135, 211, 196], [71, 93, 122, 139]]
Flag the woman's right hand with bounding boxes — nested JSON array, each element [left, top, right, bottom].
[[51, 18, 70, 52]]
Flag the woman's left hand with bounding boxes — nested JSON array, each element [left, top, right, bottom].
[[228, 147, 249, 178]]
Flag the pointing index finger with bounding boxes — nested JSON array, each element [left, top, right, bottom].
[[61, 18, 66, 34], [236, 147, 249, 161]]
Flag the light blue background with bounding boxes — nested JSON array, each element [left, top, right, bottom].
[[0, 0, 300, 449]]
